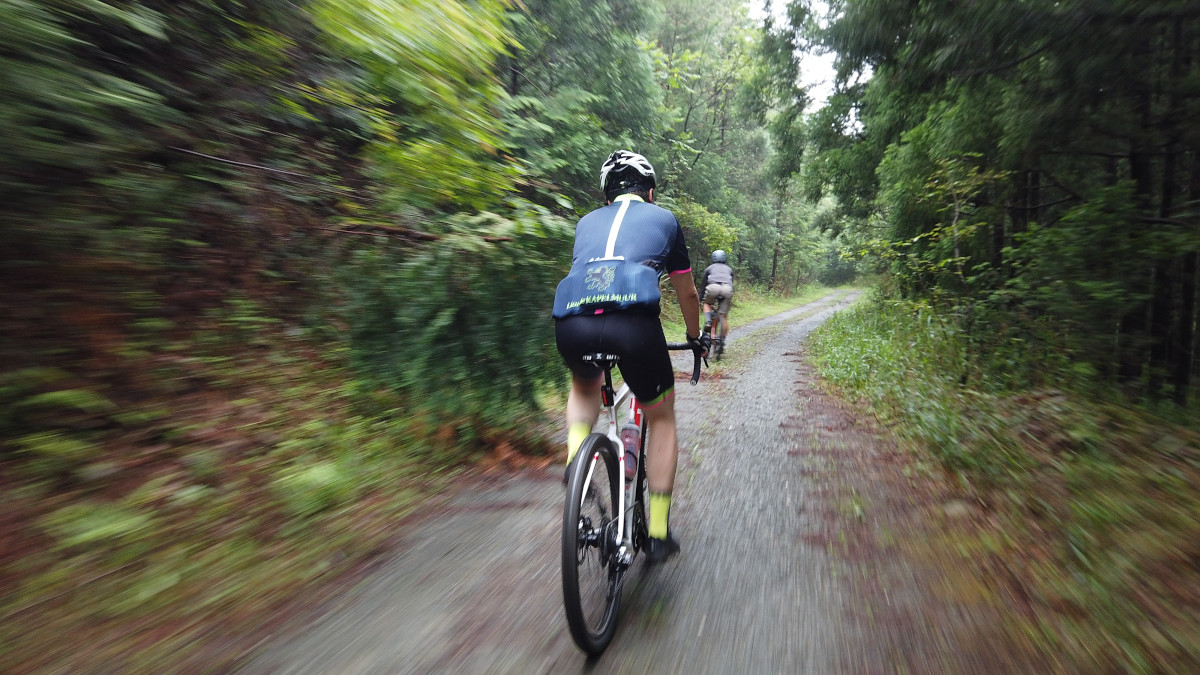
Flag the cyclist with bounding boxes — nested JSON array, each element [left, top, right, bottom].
[[552, 150, 708, 565], [700, 249, 734, 344]]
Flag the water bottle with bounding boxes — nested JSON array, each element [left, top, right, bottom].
[[620, 422, 640, 481]]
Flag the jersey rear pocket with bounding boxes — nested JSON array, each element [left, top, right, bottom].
[[552, 260, 662, 318]]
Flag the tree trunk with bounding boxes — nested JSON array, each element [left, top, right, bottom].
[[768, 191, 783, 289], [992, 218, 1005, 272], [1148, 140, 1176, 398], [1175, 150, 1200, 406], [769, 239, 781, 290], [1180, 251, 1198, 406], [504, 51, 521, 96], [1149, 20, 1186, 400], [1026, 168, 1041, 230], [1119, 142, 1154, 385], [1119, 68, 1156, 385]]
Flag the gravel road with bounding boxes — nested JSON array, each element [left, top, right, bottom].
[[240, 290, 875, 674]]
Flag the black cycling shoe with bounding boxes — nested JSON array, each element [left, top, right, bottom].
[[644, 532, 681, 565]]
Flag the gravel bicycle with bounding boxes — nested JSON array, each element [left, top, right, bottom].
[[561, 342, 703, 656], [702, 293, 730, 360]]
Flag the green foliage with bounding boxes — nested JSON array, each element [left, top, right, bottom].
[[273, 460, 356, 519], [870, 153, 1009, 300], [501, 89, 601, 181], [667, 197, 739, 259], [0, 2, 858, 667], [746, 1, 812, 186], [13, 431, 104, 478], [818, 231, 861, 286], [803, 0, 1200, 404], [811, 290, 1200, 673], [810, 295, 1032, 478], [41, 502, 153, 550], [1002, 183, 1158, 371], [316, 0, 519, 211], [342, 203, 572, 427], [14, 389, 116, 415], [0, 0, 180, 262], [0, 1, 168, 197], [501, 0, 666, 206]]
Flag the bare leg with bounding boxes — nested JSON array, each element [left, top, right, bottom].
[[567, 374, 601, 426], [565, 375, 601, 463], [642, 394, 678, 494]]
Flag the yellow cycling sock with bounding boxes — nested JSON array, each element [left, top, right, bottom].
[[648, 491, 671, 539], [566, 422, 591, 465]]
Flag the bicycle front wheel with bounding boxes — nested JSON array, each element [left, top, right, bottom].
[[562, 433, 623, 655]]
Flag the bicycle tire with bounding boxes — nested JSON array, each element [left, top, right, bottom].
[[562, 433, 623, 655], [630, 423, 650, 556]]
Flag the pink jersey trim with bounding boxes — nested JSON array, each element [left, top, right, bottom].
[[668, 268, 692, 276]]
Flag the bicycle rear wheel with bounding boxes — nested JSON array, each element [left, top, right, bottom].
[[630, 425, 650, 556], [562, 433, 623, 655]]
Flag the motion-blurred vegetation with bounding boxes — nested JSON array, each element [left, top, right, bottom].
[[812, 296, 1200, 672], [0, 0, 850, 669], [5, 0, 1199, 669]]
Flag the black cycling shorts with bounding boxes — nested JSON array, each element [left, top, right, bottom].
[[555, 312, 675, 407]]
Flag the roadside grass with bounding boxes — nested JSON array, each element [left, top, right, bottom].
[[0, 320, 544, 672], [807, 293, 1200, 672], [658, 282, 841, 340]]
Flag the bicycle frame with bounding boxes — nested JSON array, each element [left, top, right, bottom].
[[704, 295, 729, 335], [561, 342, 701, 655], [577, 343, 701, 569], [578, 362, 641, 568]]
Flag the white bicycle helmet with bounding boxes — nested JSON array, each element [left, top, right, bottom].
[[711, 250, 727, 263], [600, 150, 656, 197]]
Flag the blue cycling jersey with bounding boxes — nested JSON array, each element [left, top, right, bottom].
[[552, 195, 692, 319]]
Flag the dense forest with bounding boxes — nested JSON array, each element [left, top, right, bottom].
[[796, 0, 1200, 407], [2, 0, 1199, 670], [0, 0, 845, 669], [2, 0, 846, 428], [793, 1, 1200, 669]]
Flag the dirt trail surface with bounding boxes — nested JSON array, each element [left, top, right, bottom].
[[238, 290, 1034, 674]]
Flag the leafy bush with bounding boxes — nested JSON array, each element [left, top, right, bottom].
[[41, 503, 153, 550], [809, 293, 1031, 480], [341, 202, 572, 428], [273, 461, 356, 519], [666, 197, 739, 264], [13, 431, 104, 478]]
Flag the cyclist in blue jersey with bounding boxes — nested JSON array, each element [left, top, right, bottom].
[[552, 150, 708, 564]]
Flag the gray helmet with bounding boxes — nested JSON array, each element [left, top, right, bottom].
[[711, 250, 727, 264], [600, 150, 656, 198]]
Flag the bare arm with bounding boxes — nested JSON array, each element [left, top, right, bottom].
[[669, 272, 702, 338]]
